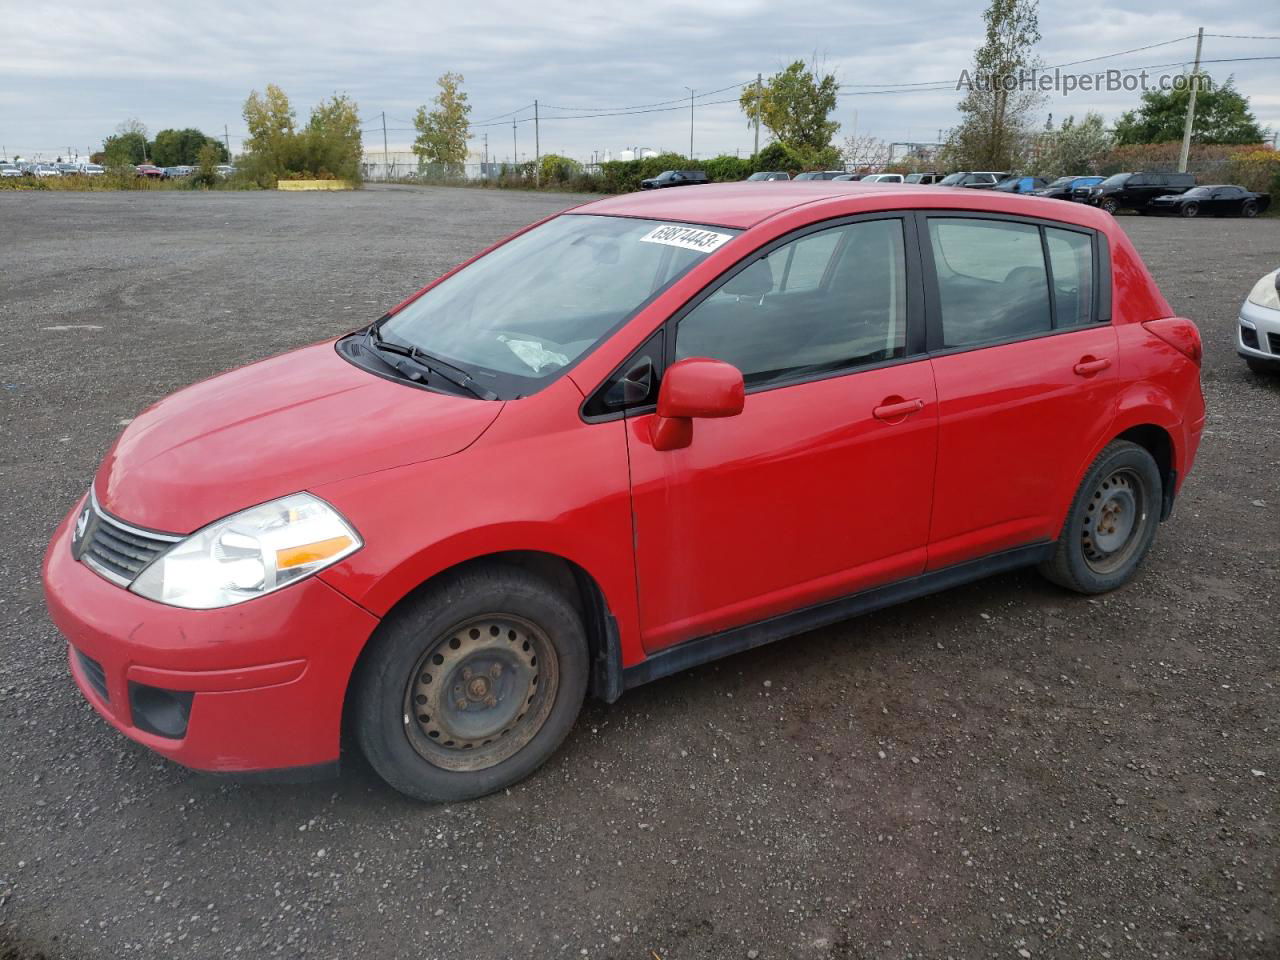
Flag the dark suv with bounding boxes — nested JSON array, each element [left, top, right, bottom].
[[1087, 172, 1196, 213], [639, 170, 709, 190], [938, 171, 1010, 189]]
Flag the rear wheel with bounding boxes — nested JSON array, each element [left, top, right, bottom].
[[1181, 201, 1200, 218], [353, 564, 588, 802], [1242, 201, 1258, 218], [1039, 441, 1162, 594]]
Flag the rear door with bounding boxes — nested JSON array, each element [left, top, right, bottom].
[[919, 214, 1119, 569], [622, 215, 938, 651]]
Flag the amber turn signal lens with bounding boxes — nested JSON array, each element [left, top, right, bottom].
[[276, 536, 354, 570]]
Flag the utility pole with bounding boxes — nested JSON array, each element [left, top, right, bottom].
[[512, 119, 518, 171], [534, 99, 541, 187], [684, 87, 695, 159], [381, 112, 389, 181], [483, 133, 489, 178], [1177, 27, 1204, 174], [752, 73, 762, 158], [224, 124, 231, 158]]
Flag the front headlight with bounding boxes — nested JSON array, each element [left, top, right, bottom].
[[1246, 271, 1280, 311], [130, 493, 361, 609]]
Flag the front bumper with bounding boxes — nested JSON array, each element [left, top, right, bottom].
[[1238, 298, 1280, 364], [42, 497, 380, 774]]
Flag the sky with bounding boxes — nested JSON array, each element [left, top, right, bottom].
[[1, 0, 1276, 163]]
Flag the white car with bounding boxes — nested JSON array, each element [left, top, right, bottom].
[[862, 173, 905, 184], [81, 163, 105, 176], [1239, 268, 1280, 374], [0, 162, 21, 178], [32, 163, 61, 178]]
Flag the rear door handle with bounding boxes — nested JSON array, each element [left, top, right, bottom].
[[1073, 356, 1111, 376], [873, 397, 925, 422]]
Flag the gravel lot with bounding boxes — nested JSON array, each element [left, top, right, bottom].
[[1, 187, 1276, 960]]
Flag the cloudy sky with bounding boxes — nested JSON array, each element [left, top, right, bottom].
[[2, 0, 1276, 162]]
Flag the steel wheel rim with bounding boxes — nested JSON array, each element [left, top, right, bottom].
[[402, 614, 559, 772], [1080, 468, 1147, 575]]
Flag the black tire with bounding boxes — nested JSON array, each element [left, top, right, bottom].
[[352, 564, 588, 802], [1100, 198, 1118, 214], [1039, 440, 1163, 595], [1242, 201, 1258, 218], [1181, 201, 1199, 218], [1245, 356, 1280, 375]]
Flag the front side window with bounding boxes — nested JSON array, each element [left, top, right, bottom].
[[380, 215, 738, 397], [928, 218, 1051, 346], [676, 218, 907, 387]]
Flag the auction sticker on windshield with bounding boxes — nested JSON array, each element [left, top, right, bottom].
[[639, 224, 734, 253]]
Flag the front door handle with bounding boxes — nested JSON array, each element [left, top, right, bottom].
[[1073, 356, 1112, 376], [873, 397, 925, 422]]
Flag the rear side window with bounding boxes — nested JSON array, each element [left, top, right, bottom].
[[676, 218, 907, 387], [1045, 228, 1094, 328], [927, 219, 1051, 346]]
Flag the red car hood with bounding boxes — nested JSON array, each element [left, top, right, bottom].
[[94, 341, 502, 533]]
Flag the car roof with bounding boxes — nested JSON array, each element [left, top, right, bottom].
[[572, 181, 1118, 230]]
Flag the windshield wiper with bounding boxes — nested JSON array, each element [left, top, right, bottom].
[[363, 325, 498, 401]]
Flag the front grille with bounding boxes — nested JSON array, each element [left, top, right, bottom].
[[75, 649, 109, 702], [1241, 325, 1260, 349], [1268, 332, 1280, 356], [74, 491, 180, 587]]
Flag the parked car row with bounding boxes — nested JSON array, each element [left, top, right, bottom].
[[733, 167, 1272, 219], [1, 161, 238, 181], [2, 161, 106, 177]]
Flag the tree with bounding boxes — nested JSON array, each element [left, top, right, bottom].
[[191, 142, 224, 188], [1113, 75, 1266, 146], [945, 0, 1045, 170], [242, 84, 298, 182], [304, 94, 363, 181], [841, 134, 891, 172], [1037, 112, 1112, 175], [740, 60, 840, 163], [151, 128, 228, 167], [413, 73, 472, 173], [102, 118, 149, 166]]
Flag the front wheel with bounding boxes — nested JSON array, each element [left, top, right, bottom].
[[1100, 198, 1118, 214], [1040, 440, 1163, 594], [353, 564, 589, 802], [1181, 201, 1200, 218]]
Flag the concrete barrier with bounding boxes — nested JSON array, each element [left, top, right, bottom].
[[276, 180, 354, 191]]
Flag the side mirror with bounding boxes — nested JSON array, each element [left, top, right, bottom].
[[650, 357, 745, 451]]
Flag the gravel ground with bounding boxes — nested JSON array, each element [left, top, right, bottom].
[[1, 187, 1276, 960]]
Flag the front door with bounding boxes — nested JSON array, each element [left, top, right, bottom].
[[624, 216, 939, 652]]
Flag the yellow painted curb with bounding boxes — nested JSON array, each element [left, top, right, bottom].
[[276, 180, 354, 191]]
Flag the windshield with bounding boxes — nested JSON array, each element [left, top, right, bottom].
[[938, 173, 966, 185], [1181, 187, 1211, 197], [1099, 173, 1130, 188], [379, 215, 739, 397]]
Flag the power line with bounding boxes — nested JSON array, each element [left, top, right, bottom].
[[1205, 33, 1280, 40], [840, 34, 1199, 88], [836, 53, 1280, 96], [539, 81, 750, 113]]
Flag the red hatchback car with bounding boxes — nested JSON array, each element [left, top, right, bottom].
[[43, 183, 1204, 801]]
